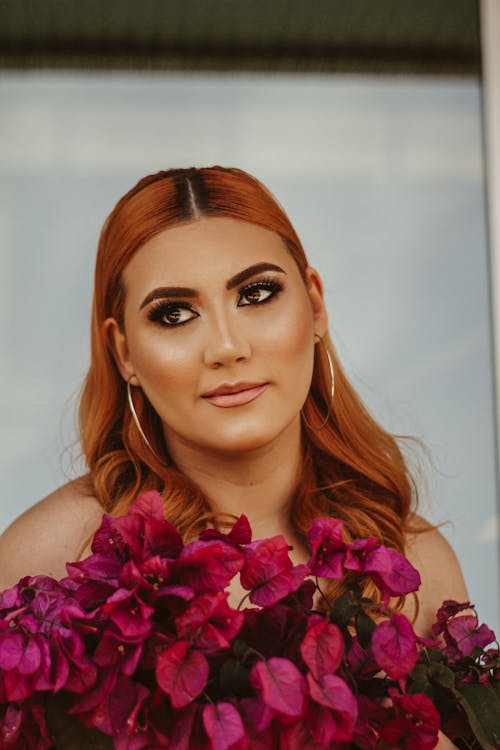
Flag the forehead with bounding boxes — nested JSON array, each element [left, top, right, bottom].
[[122, 216, 297, 291]]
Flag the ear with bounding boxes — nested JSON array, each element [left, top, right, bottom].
[[305, 267, 329, 338], [102, 317, 136, 383]]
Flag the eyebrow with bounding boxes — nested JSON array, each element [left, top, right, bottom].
[[139, 262, 286, 310]]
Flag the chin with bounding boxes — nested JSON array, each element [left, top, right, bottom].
[[204, 419, 298, 455]]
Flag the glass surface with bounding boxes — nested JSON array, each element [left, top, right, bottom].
[[0, 72, 498, 631]]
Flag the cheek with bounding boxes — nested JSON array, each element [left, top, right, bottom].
[[128, 331, 197, 392], [262, 296, 315, 379]]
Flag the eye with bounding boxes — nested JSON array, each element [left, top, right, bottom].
[[237, 279, 283, 307], [147, 301, 199, 327]]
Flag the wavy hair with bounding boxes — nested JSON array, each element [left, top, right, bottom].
[[79, 166, 419, 602]]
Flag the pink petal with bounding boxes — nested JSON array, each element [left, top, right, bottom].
[[280, 720, 330, 749], [240, 536, 292, 590], [447, 615, 496, 656], [0, 632, 24, 670], [307, 517, 346, 579], [203, 702, 246, 750], [248, 565, 307, 608], [371, 547, 421, 596], [239, 697, 274, 733], [300, 619, 344, 680], [156, 641, 208, 708], [250, 657, 306, 717], [371, 614, 418, 680], [306, 674, 358, 741], [130, 491, 166, 519], [17, 636, 42, 675]]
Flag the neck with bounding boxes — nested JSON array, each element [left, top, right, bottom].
[[166, 419, 304, 543]]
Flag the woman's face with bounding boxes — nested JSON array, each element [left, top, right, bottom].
[[105, 217, 328, 457]]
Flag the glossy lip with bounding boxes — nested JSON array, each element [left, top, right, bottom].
[[201, 381, 269, 408]]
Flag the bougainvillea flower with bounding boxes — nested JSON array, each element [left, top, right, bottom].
[[250, 657, 306, 717], [380, 691, 440, 750], [369, 547, 421, 600], [51, 626, 98, 694], [202, 702, 246, 750], [346, 637, 379, 678], [280, 717, 339, 749], [306, 673, 358, 741], [345, 541, 421, 603], [240, 536, 307, 607], [200, 514, 252, 547], [354, 695, 391, 750], [176, 540, 244, 594], [307, 517, 346, 579], [93, 628, 144, 676], [239, 696, 274, 733], [371, 614, 418, 680], [175, 592, 243, 653], [102, 589, 154, 639], [156, 640, 209, 708], [432, 599, 472, 634], [446, 615, 496, 657], [0, 698, 53, 750], [303, 701, 340, 747], [300, 618, 344, 680], [162, 702, 198, 750], [0, 585, 21, 612]]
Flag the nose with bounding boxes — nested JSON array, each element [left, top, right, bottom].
[[203, 311, 251, 369]]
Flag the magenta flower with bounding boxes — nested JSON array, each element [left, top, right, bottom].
[[156, 640, 209, 708], [175, 592, 243, 653], [347, 637, 379, 678], [250, 657, 306, 717], [446, 615, 496, 657], [432, 601, 496, 662], [102, 588, 154, 639], [371, 614, 418, 680], [202, 702, 245, 750], [380, 691, 440, 750], [240, 536, 307, 607], [307, 517, 346, 579], [354, 695, 392, 749], [306, 673, 358, 741], [432, 599, 472, 633], [200, 514, 252, 547], [300, 617, 344, 680], [93, 628, 144, 676], [176, 540, 244, 594], [345, 540, 421, 604], [0, 499, 496, 750]]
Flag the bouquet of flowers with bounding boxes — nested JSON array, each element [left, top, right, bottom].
[[0, 492, 498, 750]]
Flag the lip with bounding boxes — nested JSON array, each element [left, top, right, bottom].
[[201, 381, 268, 408]]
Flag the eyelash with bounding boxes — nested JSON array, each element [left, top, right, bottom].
[[237, 278, 283, 307], [146, 277, 284, 328]]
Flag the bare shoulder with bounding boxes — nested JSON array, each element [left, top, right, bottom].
[[402, 513, 469, 637], [0, 476, 104, 591]]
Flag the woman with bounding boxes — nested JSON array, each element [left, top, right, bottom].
[[0, 166, 467, 639]]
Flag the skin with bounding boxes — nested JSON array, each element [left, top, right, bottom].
[[0, 216, 467, 748]]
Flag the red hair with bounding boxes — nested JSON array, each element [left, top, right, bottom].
[[79, 166, 418, 601]]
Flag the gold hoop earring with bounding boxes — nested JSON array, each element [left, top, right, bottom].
[[127, 376, 161, 460], [302, 335, 335, 432]]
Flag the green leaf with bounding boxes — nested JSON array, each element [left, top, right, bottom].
[[454, 683, 500, 750], [425, 647, 447, 663], [330, 594, 360, 627], [232, 637, 250, 660], [428, 662, 455, 690], [355, 611, 376, 649], [219, 659, 251, 697], [408, 663, 432, 695]]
